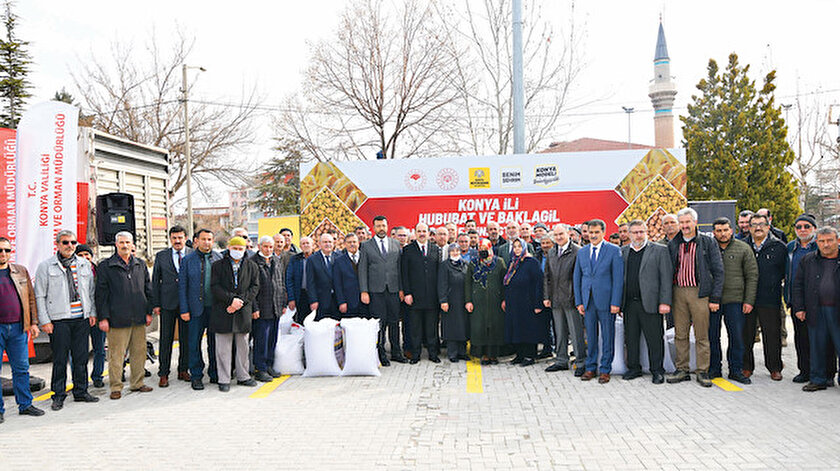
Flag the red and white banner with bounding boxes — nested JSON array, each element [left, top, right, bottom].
[[0, 128, 15, 258], [15, 102, 79, 272]]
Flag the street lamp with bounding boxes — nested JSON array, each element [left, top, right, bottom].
[[622, 106, 635, 149], [181, 64, 205, 237]]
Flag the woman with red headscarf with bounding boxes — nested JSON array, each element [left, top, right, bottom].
[[465, 239, 507, 365]]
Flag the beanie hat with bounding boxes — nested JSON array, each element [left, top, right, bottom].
[[794, 214, 817, 228], [75, 244, 93, 256]]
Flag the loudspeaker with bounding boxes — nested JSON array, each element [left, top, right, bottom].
[[96, 192, 136, 246]]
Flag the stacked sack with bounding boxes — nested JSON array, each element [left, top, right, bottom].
[[299, 312, 381, 377]]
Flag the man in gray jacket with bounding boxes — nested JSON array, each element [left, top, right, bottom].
[[543, 224, 584, 375], [34, 230, 99, 410], [620, 220, 673, 384]]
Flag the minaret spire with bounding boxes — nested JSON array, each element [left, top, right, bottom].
[[649, 19, 677, 148]]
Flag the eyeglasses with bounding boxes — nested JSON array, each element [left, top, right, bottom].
[[795, 224, 813, 230], [0, 248, 11, 253], [60, 240, 78, 246]]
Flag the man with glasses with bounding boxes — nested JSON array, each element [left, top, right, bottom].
[[34, 230, 99, 410]]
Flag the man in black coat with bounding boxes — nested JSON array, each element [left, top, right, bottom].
[[401, 223, 441, 363], [306, 233, 339, 320], [333, 232, 365, 318], [151, 225, 192, 387], [253, 235, 287, 382], [95, 231, 153, 400]]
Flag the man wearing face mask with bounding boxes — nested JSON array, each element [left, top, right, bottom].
[[34, 230, 98, 409], [211, 237, 260, 392]]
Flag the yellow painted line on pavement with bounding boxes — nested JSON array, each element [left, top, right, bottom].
[[712, 377, 743, 392], [466, 358, 483, 393], [34, 368, 110, 402], [249, 375, 291, 398]]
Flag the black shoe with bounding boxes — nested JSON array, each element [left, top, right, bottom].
[[489, 358, 499, 365], [51, 396, 65, 411], [652, 373, 665, 384], [19, 405, 45, 417], [545, 363, 568, 372], [708, 370, 722, 379], [429, 356, 441, 363], [696, 372, 713, 387], [218, 383, 230, 392], [480, 358, 491, 365], [728, 372, 752, 385], [191, 379, 205, 391], [803, 382, 827, 392], [0, 412, 3, 423], [391, 355, 408, 364], [666, 370, 690, 384], [623, 371, 643, 381], [237, 378, 258, 387], [458, 354, 470, 361], [267, 368, 283, 378], [144, 369, 152, 378], [209, 377, 218, 384], [520, 358, 536, 367], [92, 379, 105, 388], [73, 393, 100, 403], [255, 371, 273, 382], [510, 356, 523, 365], [409, 358, 420, 365], [574, 368, 585, 377], [380, 357, 391, 367], [449, 357, 459, 363], [792, 372, 809, 383], [537, 349, 553, 360]]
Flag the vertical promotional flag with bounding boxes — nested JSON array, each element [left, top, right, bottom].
[[0, 128, 15, 258], [15, 102, 79, 272]]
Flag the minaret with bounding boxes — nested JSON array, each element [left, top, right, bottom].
[[648, 20, 677, 148]]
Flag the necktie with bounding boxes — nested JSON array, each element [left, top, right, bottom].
[[590, 246, 597, 266], [380, 238, 386, 256], [176, 251, 182, 272], [421, 244, 426, 257]]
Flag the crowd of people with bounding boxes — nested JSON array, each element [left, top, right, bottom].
[[1, 205, 839, 425]]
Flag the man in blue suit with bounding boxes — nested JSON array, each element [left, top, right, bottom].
[[285, 237, 314, 323], [306, 233, 338, 320], [179, 228, 222, 391], [573, 219, 624, 384], [333, 232, 365, 318]]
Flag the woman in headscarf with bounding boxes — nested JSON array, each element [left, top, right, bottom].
[[503, 238, 545, 366], [465, 239, 507, 365], [438, 244, 469, 363]]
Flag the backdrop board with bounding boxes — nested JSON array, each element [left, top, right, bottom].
[[300, 149, 687, 240]]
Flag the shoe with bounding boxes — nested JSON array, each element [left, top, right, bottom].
[[510, 356, 523, 365], [598, 373, 610, 384], [19, 405, 45, 417], [545, 363, 568, 372], [708, 371, 722, 379], [652, 373, 664, 384], [178, 371, 191, 382], [267, 368, 283, 378], [409, 358, 420, 365], [391, 355, 408, 364], [666, 370, 690, 384], [520, 358, 536, 367], [480, 358, 491, 366], [429, 357, 441, 364], [696, 372, 713, 388], [792, 373, 809, 383], [218, 383, 230, 392], [537, 349, 553, 360], [144, 369, 152, 378], [770, 371, 783, 381], [255, 371, 273, 382], [131, 385, 153, 393], [237, 379, 258, 387], [580, 371, 596, 381], [449, 357, 459, 363], [622, 371, 643, 381], [0, 412, 3, 424], [574, 368, 585, 377], [109, 391, 121, 400], [209, 377, 218, 384], [803, 382, 827, 392], [458, 354, 470, 361], [73, 393, 100, 403], [728, 372, 752, 384], [159, 376, 169, 388], [51, 396, 65, 411], [404, 351, 413, 360], [489, 358, 499, 365], [92, 379, 105, 388], [380, 357, 391, 367], [191, 379, 204, 391], [742, 369, 752, 378]]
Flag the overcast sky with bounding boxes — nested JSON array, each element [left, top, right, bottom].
[[19, 0, 840, 203]]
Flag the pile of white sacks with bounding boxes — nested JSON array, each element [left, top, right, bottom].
[[599, 316, 700, 374], [272, 311, 381, 377]]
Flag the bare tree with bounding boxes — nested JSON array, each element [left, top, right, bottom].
[[441, 0, 584, 154], [71, 30, 260, 201], [279, 0, 462, 161]]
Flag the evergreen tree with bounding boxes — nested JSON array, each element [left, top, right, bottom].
[[681, 53, 800, 234], [0, 0, 31, 128], [53, 87, 75, 104], [253, 138, 302, 216]]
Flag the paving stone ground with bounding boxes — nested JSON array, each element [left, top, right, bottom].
[[2, 319, 839, 470]]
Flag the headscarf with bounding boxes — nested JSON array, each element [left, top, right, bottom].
[[472, 239, 496, 288], [503, 239, 528, 285]]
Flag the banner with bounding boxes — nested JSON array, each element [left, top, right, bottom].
[[300, 148, 687, 239], [15, 102, 79, 272], [0, 128, 15, 258]]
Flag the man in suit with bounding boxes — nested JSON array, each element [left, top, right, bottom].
[[573, 219, 624, 384], [152, 225, 192, 388], [359, 215, 406, 365], [666, 208, 725, 388], [179, 228, 222, 391], [544, 224, 584, 375], [306, 233, 339, 320], [401, 223, 441, 363], [620, 220, 673, 384], [285, 237, 314, 324], [433, 226, 449, 262], [487, 221, 505, 249], [333, 232, 365, 318]]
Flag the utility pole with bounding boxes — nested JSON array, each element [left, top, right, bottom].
[[512, 0, 525, 154], [622, 106, 634, 149], [181, 64, 205, 237]]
